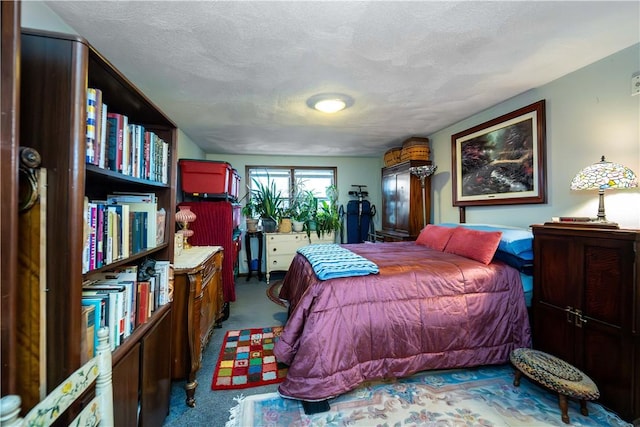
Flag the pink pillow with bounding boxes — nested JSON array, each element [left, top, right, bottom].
[[444, 227, 502, 265], [416, 224, 456, 251]]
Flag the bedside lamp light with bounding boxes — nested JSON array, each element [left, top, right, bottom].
[[175, 205, 197, 249], [570, 156, 638, 224], [409, 164, 438, 227]]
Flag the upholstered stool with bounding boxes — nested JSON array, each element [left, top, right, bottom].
[[510, 348, 600, 424]]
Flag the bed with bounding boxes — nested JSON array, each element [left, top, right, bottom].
[[273, 224, 532, 404]]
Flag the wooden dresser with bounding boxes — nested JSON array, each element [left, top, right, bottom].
[[170, 246, 224, 407], [264, 232, 334, 284], [531, 224, 639, 422]]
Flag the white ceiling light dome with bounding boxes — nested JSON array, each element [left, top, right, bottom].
[[306, 93, 354, 113]]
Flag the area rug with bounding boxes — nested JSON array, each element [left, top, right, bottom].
[[266, 280, 287, 308], [211, 326, 288, 390], [226, 364, 632, 427]]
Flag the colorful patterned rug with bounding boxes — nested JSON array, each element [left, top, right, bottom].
[[266, 280, 287, 307], [211, 326, 288, 390], [226, 364, 632, 427]]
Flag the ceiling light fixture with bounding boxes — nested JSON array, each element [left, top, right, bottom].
[[306, 93, 354, 114]]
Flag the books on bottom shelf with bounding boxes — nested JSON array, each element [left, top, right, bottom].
[[83, 260, 171, 353]]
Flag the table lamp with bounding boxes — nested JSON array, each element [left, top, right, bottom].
[[175, 205, 197, 249], [570, 156, 638, 225]]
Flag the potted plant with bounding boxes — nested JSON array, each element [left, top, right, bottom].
[[241, 198, 258, 232], [315, 185, 342, 240], [250, 175, 283, 233]]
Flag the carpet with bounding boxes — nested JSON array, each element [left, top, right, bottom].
[[266, 280, 287, 308], [211, 326, 288, 390], [226, 364, 632, 427]]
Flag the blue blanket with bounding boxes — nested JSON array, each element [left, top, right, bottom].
[[297, 244, 379, 280]]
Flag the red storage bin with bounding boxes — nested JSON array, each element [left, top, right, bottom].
[[229, 168, 241, 200], [179, 159, 231, 197], [231, 203, 242, 229]]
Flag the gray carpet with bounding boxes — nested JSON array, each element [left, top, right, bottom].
[[164, 273, 288, 427]]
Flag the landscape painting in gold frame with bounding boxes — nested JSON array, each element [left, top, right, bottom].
[[451, 100, 546, 206]]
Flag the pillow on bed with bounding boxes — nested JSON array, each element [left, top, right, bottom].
[[444, 227, 502, 265], [493, 249, 533, 274], [416, 224, 456, 250], [439, 223, 533, 256]]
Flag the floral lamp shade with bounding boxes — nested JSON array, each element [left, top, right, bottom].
[[570, 156, 638, 223]]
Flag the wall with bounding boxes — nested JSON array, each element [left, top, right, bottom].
[[428, 43, 640, 229], [21, 1, 73, 33], [202, 154, 382, 274]]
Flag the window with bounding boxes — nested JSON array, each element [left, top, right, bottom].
[[245, 166, 337, 207]]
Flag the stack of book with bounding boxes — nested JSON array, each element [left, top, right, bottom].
[[82, 192, 166, 273], [85, 87, 169, 184], [81, 260, 171, 358]]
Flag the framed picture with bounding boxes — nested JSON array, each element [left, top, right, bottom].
[[451, 100, 546, 206]]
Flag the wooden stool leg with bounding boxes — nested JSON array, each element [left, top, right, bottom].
[[580, 399, 589, 416], [513, 369, 522, 387], [558, 394, 570, 424]]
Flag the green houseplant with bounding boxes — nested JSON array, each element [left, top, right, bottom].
[[250, 175, 283, 232], [241, 198, 258, 232], [315, 185, 342, 239]]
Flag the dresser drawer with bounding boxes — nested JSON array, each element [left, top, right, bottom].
[[267, 253, 296, 271]]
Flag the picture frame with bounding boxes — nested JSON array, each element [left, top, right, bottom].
[[451, 100, 546, 206]]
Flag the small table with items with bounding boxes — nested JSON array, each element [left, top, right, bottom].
[[245, 230, 263, 281]]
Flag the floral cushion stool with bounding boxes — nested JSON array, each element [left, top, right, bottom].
[[510, 348, 600, 424]]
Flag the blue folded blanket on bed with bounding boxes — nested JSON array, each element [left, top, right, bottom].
[[297, 244, 379, 280]]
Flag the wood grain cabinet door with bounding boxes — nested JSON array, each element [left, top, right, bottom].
[[140, 307, 172, 427]]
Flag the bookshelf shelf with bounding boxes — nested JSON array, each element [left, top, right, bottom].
[[19, 28, 177, 427]]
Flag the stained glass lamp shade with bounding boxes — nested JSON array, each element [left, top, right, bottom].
[[570, 156, 638, 223]]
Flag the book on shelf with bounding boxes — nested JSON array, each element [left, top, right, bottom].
[[85, 88, 97, 164], [107, 191, 157, 204], [81, 297, 107, 351], [156, 208, 166, 246], [137, 280, 150, 326], [98, 101, 108, 169], [80, 304, 96, 362], [155, 260, 171, 306], [87, 269, 138, 339], [82, 289, 122, 350], [108, 200, 157, 251], [121, 115, 130, 175], [106, 112, 125, 173]]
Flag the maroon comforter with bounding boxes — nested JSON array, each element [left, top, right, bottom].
[[273, 242, 531, 401]]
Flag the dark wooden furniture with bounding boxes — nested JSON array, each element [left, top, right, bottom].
[[531, 224, 639, 423], [379, 160, 432, 241], [171, 246, 224, 407], [17, 28, 177, 426], [1, 0, 21, 398], [245, 230, 264, 281]]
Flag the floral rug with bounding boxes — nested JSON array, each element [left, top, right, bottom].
[[226, 364, 631, 426]]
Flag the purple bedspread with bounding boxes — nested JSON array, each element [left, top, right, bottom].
[[274, 242, 531, 401]]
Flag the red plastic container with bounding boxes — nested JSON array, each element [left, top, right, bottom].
[[231, 203, 241, 229], [229, 169, 241, 200], [179, 159, 231, 196]]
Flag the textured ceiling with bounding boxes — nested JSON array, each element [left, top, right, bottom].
[[45, 1, 640, 157]]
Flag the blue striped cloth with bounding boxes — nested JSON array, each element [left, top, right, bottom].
[[297, 244, 379, 280]]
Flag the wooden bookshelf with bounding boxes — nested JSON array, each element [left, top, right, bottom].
[[18, 28, 177, 426]]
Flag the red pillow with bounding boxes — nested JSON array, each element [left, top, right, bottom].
[[444, 227, 502, 265], [416, 224, 456, 251]]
